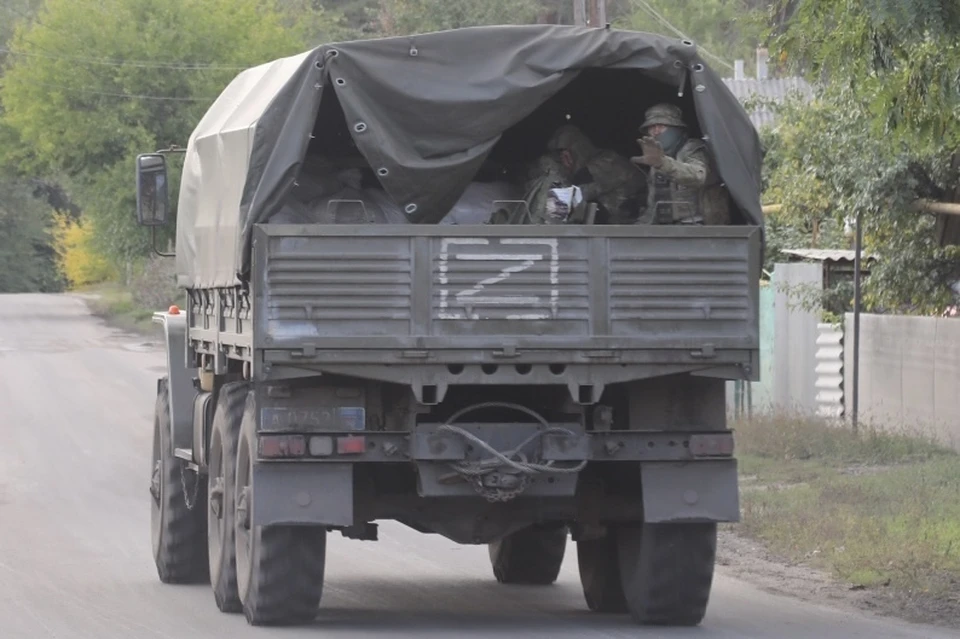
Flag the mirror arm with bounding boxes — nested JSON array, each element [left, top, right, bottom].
[[151, 226, 175, 258], [155, 145, 187, 155]]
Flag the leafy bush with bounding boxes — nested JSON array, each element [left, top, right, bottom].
[[52, 213, 117, 288], [129, 255, 181, 312]]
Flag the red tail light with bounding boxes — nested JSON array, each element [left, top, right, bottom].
[[337, 436, 366, 455], [259, 434, 307, 458]]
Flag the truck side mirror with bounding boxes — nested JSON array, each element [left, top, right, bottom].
[[136, 153, 169, 227]]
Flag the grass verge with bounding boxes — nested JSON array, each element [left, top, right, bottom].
[[733, 413, 960, 598], [78, 282, 163, 335], [75, 256, 180, 336]]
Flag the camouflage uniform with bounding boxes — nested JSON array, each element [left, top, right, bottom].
[[539, 124, 647, 224], [521, 151, 570, 224], [635, 104, 730, 226]]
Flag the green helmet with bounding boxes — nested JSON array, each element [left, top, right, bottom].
[[547, 124, 591, 154], [546, 124, 597, 171], [639, 103, 686, 131]]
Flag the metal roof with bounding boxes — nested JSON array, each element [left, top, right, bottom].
[[721, 76, 814, 129], [781, 248, 875, 263]]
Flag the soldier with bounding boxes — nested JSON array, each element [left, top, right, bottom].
[[542, 124, 647, 224], [631, 103, 730, 225], [521, 150, 571, 224]]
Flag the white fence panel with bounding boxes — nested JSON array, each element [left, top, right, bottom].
[[814, 322, 844, 419]]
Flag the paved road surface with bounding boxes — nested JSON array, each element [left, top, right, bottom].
[[1, 293, 957, 639]]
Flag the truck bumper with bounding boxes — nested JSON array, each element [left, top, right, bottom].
[[250, 427, 740, 528]]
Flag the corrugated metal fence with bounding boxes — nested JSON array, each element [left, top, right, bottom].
[[727, 265, 960, 451], [814, 323, 844, 419]]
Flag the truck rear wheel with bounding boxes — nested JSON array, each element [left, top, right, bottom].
[[577, 533, 627, 612], [150, 377, 208, 584], [617, 523, 717, 626], [207, 382, 249, 613], [234, 399, 327, 626], [488, 524, 567, 585]]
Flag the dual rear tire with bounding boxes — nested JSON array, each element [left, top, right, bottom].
[[487, 520, 715, 627], [577, 524, 717, 626], [151, 379, 327, 626], [150, 378, 208, 584], [232, 394, 326, 625], [488, 524, 568, 585]]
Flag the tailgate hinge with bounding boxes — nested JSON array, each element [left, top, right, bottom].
[[691, 344, 716, 359], [292, 343, 317, 358], [493, 344, 519, 358]]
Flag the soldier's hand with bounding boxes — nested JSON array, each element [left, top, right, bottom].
[[631, 137, 665, 168]]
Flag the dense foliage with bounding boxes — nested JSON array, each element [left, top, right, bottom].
[[0, 176, 62, 292], [762, 0, 960, 314], [0, 0, 319, 266], [617, 0, 770, 75], [1, 0, 957, 314]]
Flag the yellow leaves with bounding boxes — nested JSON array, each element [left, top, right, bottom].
[[51, 213, 117, 289]]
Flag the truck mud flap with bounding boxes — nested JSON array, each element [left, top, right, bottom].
[[641, 460, 740, 523], [251, 462, 353, 527], [153, 311, 194, 452]]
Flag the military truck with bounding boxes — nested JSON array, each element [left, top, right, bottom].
[[137, 24, 763, 628]]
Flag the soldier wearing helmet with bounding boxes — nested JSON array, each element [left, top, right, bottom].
[[540, 124, 647, 224], [631, 103, 730, 225]]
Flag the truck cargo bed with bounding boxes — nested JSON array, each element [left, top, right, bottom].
[[190, 224, 760, 379]]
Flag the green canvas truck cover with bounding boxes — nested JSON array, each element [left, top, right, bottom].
[[173, 24, 764, 289]]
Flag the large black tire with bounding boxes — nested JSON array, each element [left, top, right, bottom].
[[207, 382, 249, 613], [234, 397, 327, 626], [617, 523, 717, 626], [577, 533, 627, 613], [488, 524, 567, 585], [150, 377, 208, 584]]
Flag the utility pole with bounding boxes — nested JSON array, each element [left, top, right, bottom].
[[574, 0, 587, 26], [588, 0, 607, 27], [574, 0, 606, 26]]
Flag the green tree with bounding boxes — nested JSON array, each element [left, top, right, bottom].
[[615, 0, 770, 74], [0, 0, 324, 268], [276, 0, 360, 44], [377, 0, 540, 35], [0, 0, 66, 292], [762, 0, 960, 314], [318, 0, 383, 34], [0, 177, 63, 292]]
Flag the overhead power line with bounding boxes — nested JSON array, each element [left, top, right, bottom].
[[12, 80, 217, 102], [629, 0, 735, 72], [0, 47, 249, 71]]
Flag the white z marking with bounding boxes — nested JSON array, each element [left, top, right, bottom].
[[437, 238, 559, 320]]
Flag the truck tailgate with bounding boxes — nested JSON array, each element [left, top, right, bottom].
[[252, 224, 760, 356]]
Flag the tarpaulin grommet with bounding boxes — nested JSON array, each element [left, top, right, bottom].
[[336, 78, 346, 86], [377, 168, 389, 177], [328, 49, 339, 58], [693, 63, 704, 72], [695, 84, 706, 92], [409, 47, 419, 57], [314, 61, 323, 69], [682, 39, 695, 47], [673, 60, 683, 68], [354, 122, 367, 133], [405, 203, 418, 214]]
